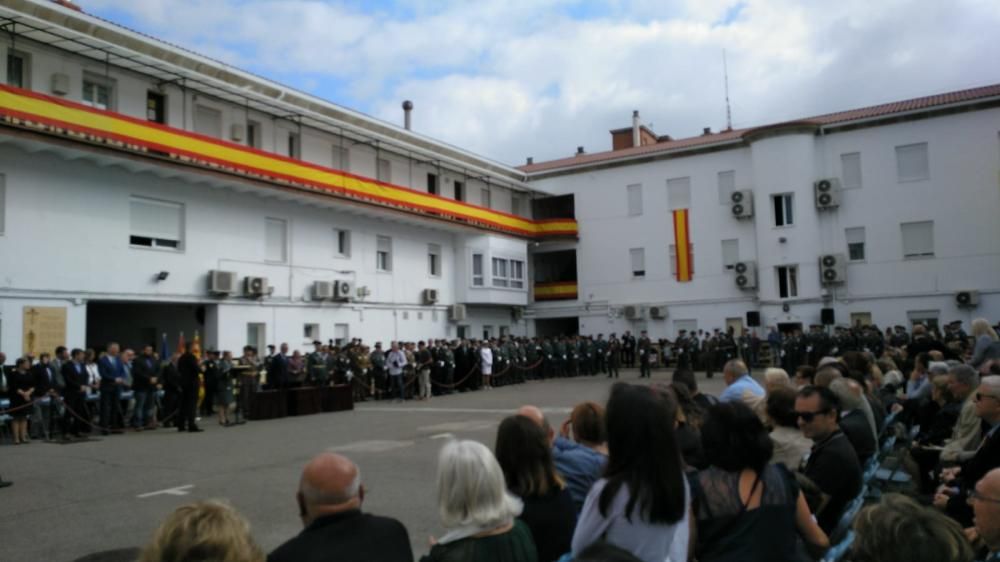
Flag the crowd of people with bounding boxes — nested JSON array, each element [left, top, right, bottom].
[[99, 317, 1000, 561]]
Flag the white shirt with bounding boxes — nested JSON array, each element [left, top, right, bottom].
[[480, 347, 493, 367]]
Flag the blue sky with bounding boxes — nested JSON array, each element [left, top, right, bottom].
[[80, 0, 1000, 165]]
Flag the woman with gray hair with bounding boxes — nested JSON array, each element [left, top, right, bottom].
[[970, 318, 1000, 369], [422, 439, 537, 562]]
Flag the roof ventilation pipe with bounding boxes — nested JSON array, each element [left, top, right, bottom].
[[632, 110, 640, 147]]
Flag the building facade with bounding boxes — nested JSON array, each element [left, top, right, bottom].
[[0, 0, 575, 354], [523, 89, 1000, 337]]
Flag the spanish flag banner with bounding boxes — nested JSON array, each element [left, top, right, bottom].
[[673, 209, 693, 282]]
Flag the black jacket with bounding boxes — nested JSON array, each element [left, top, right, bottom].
[[839, 409, 876, 465], [177, 353, 200, 389], [947, 424, 1000, 526], [268, 510, 413, 562], [61, 361, 87, 395], [132, 355, 159, 392], [803, 430, 862, 533]]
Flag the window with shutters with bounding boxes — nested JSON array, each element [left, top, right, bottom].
[[717, 171, 736, 204], [630, 248, 645, 278], [472, 253, 484, 286], [492, 257, 509, 287], [82, 74, 114, 110], [428, 244, 441, 276], [667, 177, 691, 210], [510, 260, 525, 289], [840, 153, 862, 189], [265, 218, 288, 263], [776, 266, 798, 299], [845, 227, 866, 261], [901, 221, 934, 258], [6, 51, 29, 88], [896, 143, 929, 182], [627, 184, 643, 216], [376, 235, 392, 272], [721, 239, 739, 270], [129, 197, 184, 250], [194, 105, 222, 138]]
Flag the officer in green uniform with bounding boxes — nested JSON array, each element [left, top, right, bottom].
[[607, 334, 620, 378], [306, 341, 330, 386]]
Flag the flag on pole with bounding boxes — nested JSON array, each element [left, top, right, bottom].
[[673, 209, 693, 282], [178, 332, 187, 354], [191, 330, 202, 360], [159, 332, 170, 361]]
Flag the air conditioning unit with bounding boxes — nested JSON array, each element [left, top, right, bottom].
[[624, 305, 644, 320], [230, 123, 245, 142], [50, 73, 70, 96], [819, 254, 847, 285], [312, 281, 335, 300], [422, 288, 439, 305], [334, 280, 354, 301], [814, 178, 841, 210], [648, 305, 667, 320], [208, 270, 238, 295], [956, 290, 980, 308], [244, 276, 269, 297], [730, 190, 754, 219], [449, 304, 467, 322], [734, 261, 757, 290]]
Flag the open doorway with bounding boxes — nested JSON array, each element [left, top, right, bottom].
[[777, 322, 802, 335], [534, 317, 580, 338], [87, 301, 211, 352]]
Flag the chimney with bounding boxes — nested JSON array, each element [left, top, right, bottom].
[[632, 110, 640, 148], [402, 100, 413, 130], [702, 126, 712, 135], [526, 157, 534, 165], [576, 146, 585, 156]]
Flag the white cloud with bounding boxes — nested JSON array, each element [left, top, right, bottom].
[[81, 0, 1000, 165]]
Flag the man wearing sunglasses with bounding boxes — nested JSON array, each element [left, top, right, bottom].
[[934, 375, 1000, 527], [795, 385, 862, 533]]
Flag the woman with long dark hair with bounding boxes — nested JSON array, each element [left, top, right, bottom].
[[496, 415, 576, 562], [691, 401, 828, 561], [571, 383, 689, 562]]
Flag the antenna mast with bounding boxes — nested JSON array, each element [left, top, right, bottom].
[[723, 49, 733, 131]]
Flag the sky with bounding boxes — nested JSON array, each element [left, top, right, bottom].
[[79, 0, 1000, 167]]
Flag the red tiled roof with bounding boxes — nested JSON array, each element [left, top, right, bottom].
[[521, 83, 1000, 174]]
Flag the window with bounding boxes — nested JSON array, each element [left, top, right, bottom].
[[630, 248, 645, 278], [129, 197, 183, 250], [846, 227, 866, 261], [377, 158, 391, 183], [896, 142, 929, 182], [721, 239, 739, 270], [333, 145, 349, 171], [265, 218, 288, 263], [304, 323, 320, 341], [376, 235, 392, 272], [6, 51, 28, 88], [246, 121, 261, 148], [428, 244, 441, 276], [334, 323, 349, 346], [247, 323, 266, 351], [776, 266, 798, 299], [481, 187, 492, 209], [511, 195, 523, 217], [472, 253, 484, 286], [146, 91, 166, 124], [194, 105, 222, 138], [669, 244, 696, 276], [772, 194, 794, 227], [492, 257, 509, 287], [82, 75, 113, 110], [717, 171, 736, 204], [667, 177, 691, 210], [334, 229, 351, 258], [907, 310, 940, 331], [841, 152, 862, 189], [427, 173, 439, 195], [901, 221, 934, 258], [510, 260, 525, 289], [483, 326, 494, 340], [627, 184, 643, 216], [454, 180, 465, 202], [0, 173, 6, 234], [288, 132, 300, 158]]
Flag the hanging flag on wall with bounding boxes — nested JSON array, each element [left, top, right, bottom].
[[673, 209, 693, 282]]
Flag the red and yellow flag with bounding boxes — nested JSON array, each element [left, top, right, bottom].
[[673, 209, 693, 282]]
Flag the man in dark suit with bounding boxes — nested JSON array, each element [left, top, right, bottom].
[[831, 378, 876, 465], [61, 348, 89, 438], [268, 452, 413, 562], [177, 349, 203, 432], [98, 343, 127, 435], [130, 345, 158, 430], [935, 375, 1000, 526], [268, 343, 290, 390], [30, 352, 60, 440]]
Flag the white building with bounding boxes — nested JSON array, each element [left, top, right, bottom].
[[0, 0, 576, 355], [523, 87, 1000, 337]]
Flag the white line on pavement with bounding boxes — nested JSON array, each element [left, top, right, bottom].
[[359, 407, 572, 415], [429, 433, 454, 440], [137, 484, 194, 499]]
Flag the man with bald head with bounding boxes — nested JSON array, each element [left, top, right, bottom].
[[268, 452, 413, 562], [720, 359, 764, 403], [971, 468, 1000, 561]]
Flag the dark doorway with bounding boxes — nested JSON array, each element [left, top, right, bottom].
[[535, 317, 580, 338], [87, 301, 210, 352], [777, 322, 803, 335]]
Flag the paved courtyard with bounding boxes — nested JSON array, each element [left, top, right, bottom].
[[1, 368, 729, 562]]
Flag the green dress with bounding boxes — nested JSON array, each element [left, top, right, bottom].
[[420, 520, 538, 562]]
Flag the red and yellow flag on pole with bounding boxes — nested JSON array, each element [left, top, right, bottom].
[[673, 209, 693, 282]]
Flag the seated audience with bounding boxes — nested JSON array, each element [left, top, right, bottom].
[[268, 453, 413, 562], [970, 318, 1000, 370], [422, 439, 536, 562], [970, 468, 1000, 561], [830, 378, 877, 465], [852, 494, 974, 562], [914, 375, 962, 447], [140, 500, 264, 562], [765, 387, 814, 470], [691, 401, 828, 561], [719, 360, 764, 404], [940, 365, 984, 463], [903, 352, 933, 402], [672, 369, 719, 411], [795, 385, 862, 533], [793, 365, 815, 389], [496, 415, 576, 562], [653, 382, 707, 470], [571, 383, 690, 562], [549, 402, 608, 513], [934, 375, 1000, 527]]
